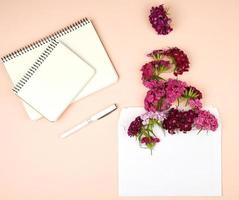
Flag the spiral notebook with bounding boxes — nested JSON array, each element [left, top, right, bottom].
[[1, 18, 118, 120], [13, 40, 95, 121]]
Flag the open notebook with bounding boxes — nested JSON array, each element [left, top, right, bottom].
[[1, 18, 118, 120], [13, 40, 95, 121]]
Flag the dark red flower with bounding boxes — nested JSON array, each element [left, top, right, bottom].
[[162, 108, 198, 134], [149, 5, 173, 35], [164, 48, 190, 76], [183, 86, 202, 100], [141, 136, 160, 144], [128, 116, 143, 137], [148, 47, 190, 76]]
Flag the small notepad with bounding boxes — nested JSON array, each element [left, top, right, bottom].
[[13, 40, 95, 121], [2, 18, 118, 120]]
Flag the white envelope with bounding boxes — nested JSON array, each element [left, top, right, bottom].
[[118, 107, 221, 196]]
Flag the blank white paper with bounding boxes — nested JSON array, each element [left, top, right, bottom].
[[118, 106, 221, 196]]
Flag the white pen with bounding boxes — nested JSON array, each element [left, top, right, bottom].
[[60, 104, 118, 139]]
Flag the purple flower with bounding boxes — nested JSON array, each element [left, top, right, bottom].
[[194, 110, 218, 131], [165, 78, 187, 103], [140, 111, 166, 125], [143, 79, 164, 89], [128, 116, 143, 137], [149, 4, 173, 35], [141, 62, 154, 81], [189, 99, 202, 110]]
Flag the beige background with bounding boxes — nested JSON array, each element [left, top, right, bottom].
[[0, 0, 239, 199]]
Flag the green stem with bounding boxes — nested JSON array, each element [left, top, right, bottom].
[[185, 98, 189, 106], [197, 128, 203, 135], [177, 98, 180, 107]]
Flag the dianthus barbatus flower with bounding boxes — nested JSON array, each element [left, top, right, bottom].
[[164, 48, 190, 76], [143, 79, 165, 89], [141, 60, 171, 87], [149, 4, 173, 35], [183, 86, 202, 100], [128, 116, 143, 137], [165, 78, 187, 103], [141, 136, 160, 144], [144, 89, 164, 112], [194, 110, 218, 131], [162, 108, 198, 134], [148, 47, 190, 76], [140, 111, 166, 125], [189, 99, 202, 110]]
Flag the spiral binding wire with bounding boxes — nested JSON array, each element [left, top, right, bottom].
[[12, 40, 59, 94], [1, 18, 90, 63]]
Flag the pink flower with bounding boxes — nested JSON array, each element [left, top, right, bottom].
[[165, 79, 187, 103], [194, 110, 218, 131], [143, 79, 165, 89], [144, 89, 164, 112], [141, 60, 171, 84], [141, 62, 154, 80], [189, 99, 202, 110]]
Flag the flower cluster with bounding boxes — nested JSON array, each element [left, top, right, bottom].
[[194, 110, 218, 131], [127, 5, 219, 154], [128, 46, 219, 153], [141, 60, 170, 87], [147, 47, 190, 76], [149, 5, 173, 35], [144, 78, 187, 112], [127, 112, 165, 154], [128, 116, 143, 137], [162, 108, 198, 134]]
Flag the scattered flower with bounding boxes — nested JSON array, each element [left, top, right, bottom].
[[149, 5, 173, 35]]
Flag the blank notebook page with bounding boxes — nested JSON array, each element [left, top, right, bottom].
[[14, 41, 95, 121]]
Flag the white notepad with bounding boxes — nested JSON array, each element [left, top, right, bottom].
[[118, 107, 221, 196], [1, 18, 118, 120], [13, 40, 95, 121]]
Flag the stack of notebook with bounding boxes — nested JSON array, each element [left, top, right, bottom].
[[1, 18, 118, 121]]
